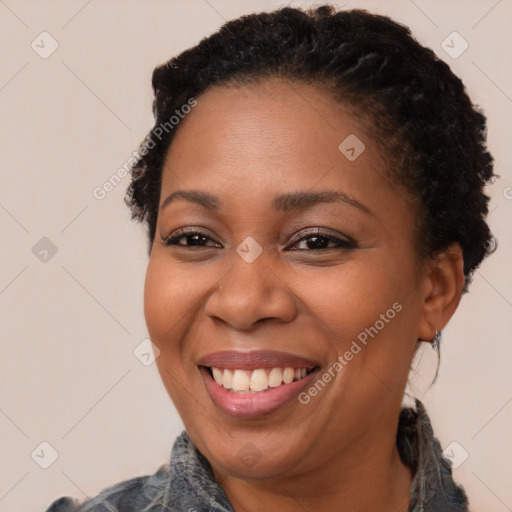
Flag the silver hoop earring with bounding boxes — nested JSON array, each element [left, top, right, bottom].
[[432, 330, 441, 351]]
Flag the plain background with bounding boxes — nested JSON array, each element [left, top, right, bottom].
[[0, 1, 511, 510]]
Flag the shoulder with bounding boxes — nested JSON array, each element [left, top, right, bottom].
[[44, 431, 233, 512], [44, 463, 170, 512], [399, 399, 470, 512]]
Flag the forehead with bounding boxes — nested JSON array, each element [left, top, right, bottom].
[[162, 79, 389, 195], [158, 78, 416, 232]]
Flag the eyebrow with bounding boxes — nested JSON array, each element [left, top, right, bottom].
[[160, 189, 373, 216]]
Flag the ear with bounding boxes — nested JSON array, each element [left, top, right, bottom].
[[417, 243, 465, 342]]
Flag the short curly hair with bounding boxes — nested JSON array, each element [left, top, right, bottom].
[[125, 5, 496, 293]]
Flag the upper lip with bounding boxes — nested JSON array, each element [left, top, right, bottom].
[[197, 350, 321, 370]]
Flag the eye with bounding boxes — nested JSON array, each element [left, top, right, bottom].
[[287, 229, 355, 251], [161, 228, 355, 251], [161, 228, 222, 248]]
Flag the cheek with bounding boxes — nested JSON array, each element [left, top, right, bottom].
[[143, 256, 194, 346], [307, 254, 414, 341], [312, 254, 420, 400], [143, 256, 201, 410], [143, 253, 226, 367]]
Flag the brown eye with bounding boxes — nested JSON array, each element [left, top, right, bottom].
[[162, 229, 222, 248], [287, 230, 356, 251]]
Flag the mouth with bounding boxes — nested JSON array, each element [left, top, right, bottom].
[[197, 350, 321, 419], [202, 365, 317, 392]]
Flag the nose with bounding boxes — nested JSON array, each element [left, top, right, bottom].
[[203, 251, 298, 331]]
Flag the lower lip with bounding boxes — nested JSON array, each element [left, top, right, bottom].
[[200, 366, 320, 419]]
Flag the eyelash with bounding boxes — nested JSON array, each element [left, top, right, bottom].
[[161, 228, 356, 251]]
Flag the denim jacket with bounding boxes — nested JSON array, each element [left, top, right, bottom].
[[45, 399, 469, 511]]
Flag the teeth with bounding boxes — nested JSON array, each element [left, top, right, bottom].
[[222, 369, 233, 389], [250, 369, 268, 392], [212, 367, 223, 386], [232, 369, 250, 391], [283, 367, 294, 384], [210, 366, 311, 393], [268, 367, 283, 387]]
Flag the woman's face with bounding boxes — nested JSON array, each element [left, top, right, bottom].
[[144, 78, 429, 480]]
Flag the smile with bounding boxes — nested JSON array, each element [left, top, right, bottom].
[[208, 366, 311, 392], [197, 350, 321, 418]]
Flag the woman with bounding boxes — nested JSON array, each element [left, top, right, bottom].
[[46, 5, 496, 511]]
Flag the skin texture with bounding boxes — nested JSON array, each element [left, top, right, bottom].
[[144, 78, 465, 511]]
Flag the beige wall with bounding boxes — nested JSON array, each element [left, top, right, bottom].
[[0, 1, 510, 510]]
